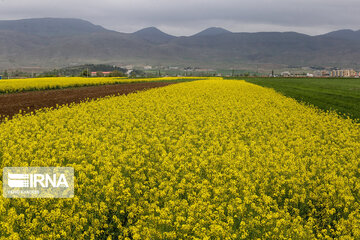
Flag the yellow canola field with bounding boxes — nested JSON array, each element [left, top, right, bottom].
[[0, 80, 359, 239], [0, 76, 207, 94]]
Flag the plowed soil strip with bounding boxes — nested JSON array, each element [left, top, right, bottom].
[[0, 82, 176, 121]]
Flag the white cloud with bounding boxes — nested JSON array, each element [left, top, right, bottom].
[[0, 0, 359, 35]]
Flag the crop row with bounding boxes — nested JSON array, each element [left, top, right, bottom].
[[0, 76, 208, 94], [0, 80, 359, 239]]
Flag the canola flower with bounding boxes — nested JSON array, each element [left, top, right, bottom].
[[0, 79, 359, 239], [0, 76, 206, 94]]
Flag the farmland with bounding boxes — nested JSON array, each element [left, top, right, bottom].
[[243, 77, 360, 121], [0, 76, 206, 94], [0, 81, 179, 121], [1, 79, 359, 239]]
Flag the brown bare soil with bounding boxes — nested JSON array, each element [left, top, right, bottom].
[[0, 82, 176, 121]]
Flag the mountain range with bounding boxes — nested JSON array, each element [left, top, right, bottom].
[[1, 18, 360, 70]]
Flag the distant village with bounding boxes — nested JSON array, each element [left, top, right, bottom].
[[144, 66, 360, 78], [279, 69, 360, 78], [1, 64, 360, 79]]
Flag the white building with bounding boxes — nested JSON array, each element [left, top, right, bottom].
[[281, 71, 291, 77], [144, 65, 152, 70]]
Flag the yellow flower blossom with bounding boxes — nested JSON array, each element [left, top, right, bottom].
[[0, 79, 359, 239]]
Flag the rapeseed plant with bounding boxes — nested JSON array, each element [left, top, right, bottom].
[[0, 80, 359, 239]]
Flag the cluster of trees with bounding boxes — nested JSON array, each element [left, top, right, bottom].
[[45, 64, 128, 77], [0, 64, 145, 79], [0, 70, 34, 79], [81, 70, 126, 77], [45, 64, 146, 78]]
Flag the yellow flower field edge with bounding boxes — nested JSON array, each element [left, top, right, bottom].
[[0, 76, 212, 94], [0, 80, 359, 239]]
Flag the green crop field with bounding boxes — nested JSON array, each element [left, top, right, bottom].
[[241, 77, 360, 121]]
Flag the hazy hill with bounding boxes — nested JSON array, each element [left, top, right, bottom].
[[131, 27, 176, 44], [1, 18, 360, 70], [0, 18, 109, 37], [193, 27, 232, 37], [321, 29, 360, 41]]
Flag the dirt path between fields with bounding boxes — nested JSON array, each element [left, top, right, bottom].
[[0, 82, 176, 121]]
